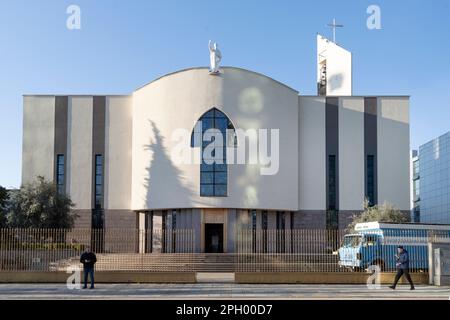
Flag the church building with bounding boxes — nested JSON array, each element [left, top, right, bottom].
[[21, 35, 410, 253]]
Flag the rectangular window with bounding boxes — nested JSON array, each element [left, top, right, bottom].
[[261, 211, 268, 230], [162, 210, 167, 253], [171, 210, 177, 253], [276, 211, 285, 253], [95, 155, 103, 209], [200, 161, 227, 197], [413, 205, 420, 223], [413, 160, 419, 179], [56, 154, 65, 194], [261, 210, 268, 253], [251, 210, 257, 231], [327, 155, 338, 230], [171, 210, 177, 230], [328, 155, 336, 210], [276, 211, 285, 230], [251, 209, 257, 253], [366, 155, 375, 206], [413, 179, 420, 200]]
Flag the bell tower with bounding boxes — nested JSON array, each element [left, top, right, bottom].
[[317, 33, 352, 96]]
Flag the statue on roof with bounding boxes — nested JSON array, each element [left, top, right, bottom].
[[208, 40, 222, 74]]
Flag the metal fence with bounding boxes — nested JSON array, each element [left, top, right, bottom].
[[236, 229, 450, 273], [0, 228, 195, 272], [1, 227, 449, 273]]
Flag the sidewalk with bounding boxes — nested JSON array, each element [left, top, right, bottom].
[[0, 283, 449, 300]]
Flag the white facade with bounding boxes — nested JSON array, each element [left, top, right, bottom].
[[131, 68, 299, 211], [317, 34, 352, 96], [20, 39, 411, 251], [377, 97, 410, 209], [67, 96, 93, 210], [338, 97, 365, 210], [298, 96, 326, 210], [22, 70, 410, 221], [104, 96, 133, 210], [22, 96, 55, 183]]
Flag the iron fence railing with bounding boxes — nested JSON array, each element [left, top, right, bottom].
[[0, 228, 195, 272], [1, 227, 449, 273], [235, 229, 450, 273]]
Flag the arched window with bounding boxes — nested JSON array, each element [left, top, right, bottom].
[[191, 108, 236, 197]]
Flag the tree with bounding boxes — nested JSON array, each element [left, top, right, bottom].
[[0, 186, 8, 227], [346, 199, 410, 232], [6, 176, 77, 228]]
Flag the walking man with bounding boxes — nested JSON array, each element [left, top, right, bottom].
[[80, 246, 97, 289], [389, 246, 415, 290]]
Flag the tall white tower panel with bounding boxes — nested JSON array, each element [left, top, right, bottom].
[[317, 34, 352, 96]]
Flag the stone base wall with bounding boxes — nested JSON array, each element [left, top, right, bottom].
[[292, 211, 327, 229], [292, 210, 362, 230], [104, 210, 137, 229], [72, 210, 92, 229], [73, 208, 364, 231]]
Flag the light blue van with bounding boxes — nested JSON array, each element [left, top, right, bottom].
[[338, 222, 450, 271]]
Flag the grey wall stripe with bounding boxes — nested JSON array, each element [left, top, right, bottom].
[[92, 96, 106, 210], [364, 97, 378, 205], [325, 97, 339, 211], [54, 96, 68, 187]]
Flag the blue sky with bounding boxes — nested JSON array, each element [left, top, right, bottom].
[[0, 0, 449, 188]]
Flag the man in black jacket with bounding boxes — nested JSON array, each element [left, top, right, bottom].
[[389, 246, 415, 290], [80, 246, 97, 289]]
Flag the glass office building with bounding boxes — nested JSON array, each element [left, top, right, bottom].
[[417, 131, 450, 224]]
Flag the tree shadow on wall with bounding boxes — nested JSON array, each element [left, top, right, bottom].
[[329, 73, 344, 91], [143, 120, 195, 209]]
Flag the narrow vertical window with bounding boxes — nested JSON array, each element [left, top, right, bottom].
[[327, 155, 338, 230], [250, 209, 257, 253], [290, 212, 294, 253], [94, 155, 103, 209], [251, 210, 257, 231], [276, 211, 285, 230], [328, 155, 336, 210], [366, 155, 375, 206], [56, 154, 65, 194], [92, 154, 104, 230], [172, 209, 177, 230], [162, 210, 167, 253], [276, 211, 285, 253], [261, 210, 268, 253], [172, 209, 177, 253]]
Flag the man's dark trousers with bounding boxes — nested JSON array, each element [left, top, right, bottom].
[[392, 268, 414, 288], [83, 267, 95, 289]]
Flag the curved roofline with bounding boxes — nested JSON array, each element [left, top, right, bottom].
[[134, 66, 299, 93]]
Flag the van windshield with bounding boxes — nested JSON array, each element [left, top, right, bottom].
[[342, 235, 362, 247]]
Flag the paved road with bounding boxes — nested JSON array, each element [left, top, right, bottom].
[[0, 283, 449, 300]]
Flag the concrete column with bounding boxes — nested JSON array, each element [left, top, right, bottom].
[[192, 209, 202, 253], [227, 209, 237, 253], [152, 211, 162, 253]]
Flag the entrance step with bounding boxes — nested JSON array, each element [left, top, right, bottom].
[[191, 254, 237, 272], [196, 272, 235, 283]]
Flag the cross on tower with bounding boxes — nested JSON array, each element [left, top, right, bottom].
[[327, 18, 344, 43]]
